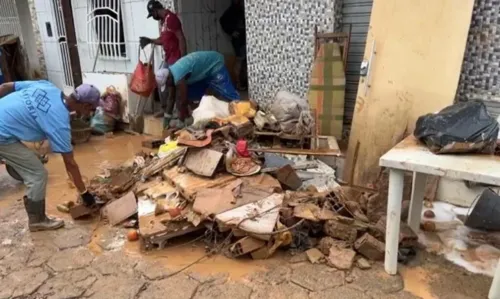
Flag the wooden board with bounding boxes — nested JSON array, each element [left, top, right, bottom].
[[215, 193, 284, 241], [103, 192, 137, 226], [344, 0, 474, 187], [162, 166, 237, 200]]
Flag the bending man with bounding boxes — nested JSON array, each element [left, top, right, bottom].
[[156, 51, 240, 127], [0, 80, 99, 231]]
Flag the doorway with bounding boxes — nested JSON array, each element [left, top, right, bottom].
[[175, 0, 249, 100]]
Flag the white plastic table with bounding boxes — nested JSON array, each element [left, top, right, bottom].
[[379, 135, 500, 299]]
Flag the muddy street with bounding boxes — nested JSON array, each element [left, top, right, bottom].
[[0, 135, 492, 299]]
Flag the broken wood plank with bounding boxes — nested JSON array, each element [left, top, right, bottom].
[[143, 181, 176, 199], [229, 237, 266, 257], [141, 147, 186, 180], [215, 193, 284, 240], [193, 188, 235, 216], [103, 192, 138, 226], [163, 166, 236, 201], [184, 148, 223, 177]]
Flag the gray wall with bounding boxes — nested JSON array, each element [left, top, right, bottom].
[[245, 0, 336, 107], [457, 0, 500, 103]]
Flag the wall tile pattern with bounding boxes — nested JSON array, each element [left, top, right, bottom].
[[244, 0, 335, 107], [457, 0, 500, 102]]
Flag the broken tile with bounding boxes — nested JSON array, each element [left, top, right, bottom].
[[327, 247, 356, 270], [354, 233, 385, 261], [305, 248, 324, 264]]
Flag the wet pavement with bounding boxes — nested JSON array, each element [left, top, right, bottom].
[[0, 134, 494, 299]]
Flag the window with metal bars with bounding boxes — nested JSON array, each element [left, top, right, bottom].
[[87, 0, 127, 59]]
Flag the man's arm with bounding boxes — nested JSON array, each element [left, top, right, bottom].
[[175, 30, 187, 57], [62, 152, 86, 193], [140, 36, 162, 48], [0, 82, 15, 99]]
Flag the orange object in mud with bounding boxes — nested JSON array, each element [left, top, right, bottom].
[[167, 207, 182, 218], [127, 229, 139, 242]]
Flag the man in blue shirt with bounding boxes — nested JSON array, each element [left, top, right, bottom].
[[155, 51, 240, 127], [0, 80, 100, 231]]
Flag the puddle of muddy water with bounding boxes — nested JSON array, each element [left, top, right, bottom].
[[400, 266, 438, 299], [2, 134, 274, 280]]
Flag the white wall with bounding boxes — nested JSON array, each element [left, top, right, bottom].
[[33, 0, 67, 89], [71, 0, 163, 75], [16, 0, 40, 71]]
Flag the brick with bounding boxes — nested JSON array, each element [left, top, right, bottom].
[[354, 233, 385, 261], [323, 220, 357, 243]]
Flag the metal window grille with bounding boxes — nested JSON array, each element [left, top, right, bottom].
[[87, 0, 127, 60], [0, 0, 22, 40], [52, 0, 74, 88]]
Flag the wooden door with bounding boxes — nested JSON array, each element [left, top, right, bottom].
[[344, 0, 474, 187]]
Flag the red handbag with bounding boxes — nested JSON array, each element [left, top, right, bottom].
[[129, 46, 156, 97]]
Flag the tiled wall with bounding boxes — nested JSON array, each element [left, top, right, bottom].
[[457, 0, 500, 102], [245, 0, 335, 107]]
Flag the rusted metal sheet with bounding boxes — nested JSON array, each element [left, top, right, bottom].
[[184, 148, 223, 177], [162, 166, 236, 201]]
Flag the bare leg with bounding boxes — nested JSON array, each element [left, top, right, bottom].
[[385, 169, 404, 275]]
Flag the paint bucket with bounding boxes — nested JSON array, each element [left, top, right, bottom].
[[465, 188, 500, 231]]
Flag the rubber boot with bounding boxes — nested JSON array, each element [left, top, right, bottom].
[[23, 196, 65, 232]]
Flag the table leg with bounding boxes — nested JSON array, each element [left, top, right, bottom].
[[385, 169, 404, 275], [489, 259, 500, 299], [408, 172, 427, 232]]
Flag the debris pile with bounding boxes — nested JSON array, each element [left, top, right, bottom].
[[68, 93, 413, 272]]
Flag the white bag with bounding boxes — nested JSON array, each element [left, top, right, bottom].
[[191, 95, 230, 128]]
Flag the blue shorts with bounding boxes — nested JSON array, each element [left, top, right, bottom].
[[187, 67, 240, 102]]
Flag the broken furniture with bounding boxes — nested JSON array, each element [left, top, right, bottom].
[[309, 29, 348, 139], [379, 135, 500, 298]]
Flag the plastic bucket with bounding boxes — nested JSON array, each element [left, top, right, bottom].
[[465, 188, 500, 231]]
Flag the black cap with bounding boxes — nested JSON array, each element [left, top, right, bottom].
[[147, 0, 163, 18]]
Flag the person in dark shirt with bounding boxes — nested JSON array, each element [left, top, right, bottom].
[[140, 0, 187, 118], [220, 0, 247, 91]]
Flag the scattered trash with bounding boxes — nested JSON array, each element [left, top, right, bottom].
[[465, 188, 500, 231], [56, 201, 75, 214], [127, 229, 139, 242], [415, 101, 499, 154]]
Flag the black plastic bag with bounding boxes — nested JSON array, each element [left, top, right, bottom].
[[414, 101, 499, 154]]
